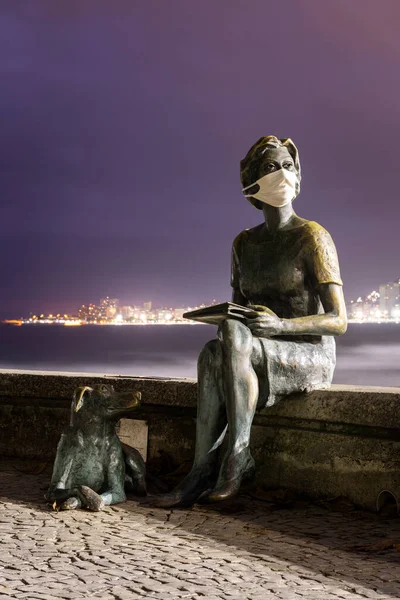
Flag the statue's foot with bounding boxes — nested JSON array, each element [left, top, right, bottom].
[[77, 485, 105, 512], [198, 449, 255, 504], [150, 466, 216, 508], [59, 496, 81, 511]]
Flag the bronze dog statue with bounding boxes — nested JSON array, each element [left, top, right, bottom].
[[47, 384, 146, 511]]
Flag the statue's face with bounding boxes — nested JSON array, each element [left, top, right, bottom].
[[243, 146, 299, 204], [257, 147, 296, 180]]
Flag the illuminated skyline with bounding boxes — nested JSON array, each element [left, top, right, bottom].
[[7, 276, 400, 324]]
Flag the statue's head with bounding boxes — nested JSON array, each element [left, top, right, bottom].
[[71, 384, 141, 423], [240, 136, 301, 210]]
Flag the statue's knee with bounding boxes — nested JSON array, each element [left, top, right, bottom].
[[218, 318, 252, 354]]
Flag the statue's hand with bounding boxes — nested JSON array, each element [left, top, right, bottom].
[[246, 307, 282, 337], [247, 305, 277, 317]]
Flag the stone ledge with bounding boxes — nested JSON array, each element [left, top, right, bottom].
[[1, 369, 400, 510], [1, 369, 400, 430], [0, 368, 197, 407]]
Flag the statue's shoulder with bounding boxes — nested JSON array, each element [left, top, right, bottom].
[[232, 223, 264, 249], [301, 220, 336, 245], [301, 220, 342, 284]]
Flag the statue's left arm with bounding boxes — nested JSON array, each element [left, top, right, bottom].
[[247, 283, 346, 336]]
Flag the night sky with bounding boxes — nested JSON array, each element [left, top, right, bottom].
[[1, 1, 400, 318]]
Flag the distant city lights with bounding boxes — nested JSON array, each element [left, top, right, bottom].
[[347, 278, 400, 323], [4, 279, 400, 327], [4, 297, 217, 326]]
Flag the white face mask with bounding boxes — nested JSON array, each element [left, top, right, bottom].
[[242, 168, 299, 207]]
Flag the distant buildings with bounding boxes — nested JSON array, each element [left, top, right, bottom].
[[347, 291, 381, 321], [100, 297, 120, 320], [18, 298, 201, 326], [379, 279, 400, 320], [120, 305, 134, 320], [347, 278, 400, 322], [78, 303, 101, 322], [21, 281, 400, 326], [157, 309, 173, 322], [173, 308, 187, 321]]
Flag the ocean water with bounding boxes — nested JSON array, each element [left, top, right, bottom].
[[0, 323, 399, 387]]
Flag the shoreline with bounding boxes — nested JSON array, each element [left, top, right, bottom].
[[2, 320, 400, 327], [1, 321, 202, 327]]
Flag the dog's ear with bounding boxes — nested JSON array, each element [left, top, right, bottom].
[[72, 386, 93, 414]]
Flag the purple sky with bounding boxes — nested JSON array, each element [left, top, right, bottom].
[[1, 0, 400, 317]]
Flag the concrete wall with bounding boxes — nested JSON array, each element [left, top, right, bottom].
[[1, 369, 400, 510]]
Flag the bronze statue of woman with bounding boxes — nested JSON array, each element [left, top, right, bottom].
[[155, 135, 347, 507]]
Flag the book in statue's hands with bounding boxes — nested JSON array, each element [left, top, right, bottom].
[[183, 302, 275, 326]]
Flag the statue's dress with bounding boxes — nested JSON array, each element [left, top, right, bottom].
[[231, 220, 343, 407]]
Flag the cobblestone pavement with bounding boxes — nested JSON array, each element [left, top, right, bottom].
[[0, 461, 400, 599]]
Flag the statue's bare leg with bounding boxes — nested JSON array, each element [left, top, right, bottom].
[[152, 339, 227, 507], [200, 319, 264, 503]]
